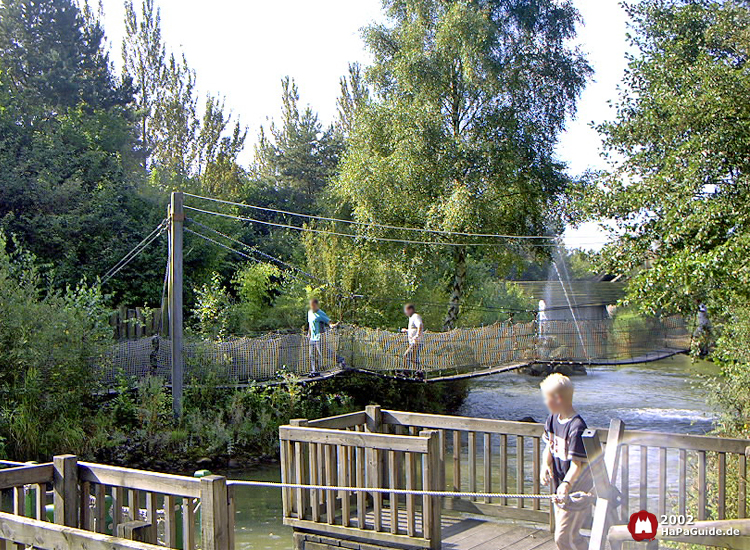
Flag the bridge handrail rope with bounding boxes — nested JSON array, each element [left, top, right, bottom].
[[184, 227, 310, 286], [182, 192, 558, 241], [186, 218, 350, 296]]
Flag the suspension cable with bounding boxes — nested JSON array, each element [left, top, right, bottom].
[[187, 219, 330, 286], [184, 206, 525, 248], [102, 220, 168, 284], [183, 192, 557, 241], [185, 227, 312, 286]]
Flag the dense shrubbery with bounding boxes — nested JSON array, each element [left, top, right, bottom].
[[89, 374, 355, 469], [0, 235, 111, 458], [0, 237, 468, 466]]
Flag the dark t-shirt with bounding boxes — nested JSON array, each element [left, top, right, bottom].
[[543, 413, 593, 497]]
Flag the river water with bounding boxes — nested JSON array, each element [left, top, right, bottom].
[[231, 354, 718, 550]]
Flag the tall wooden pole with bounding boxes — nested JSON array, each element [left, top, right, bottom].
[[168, 191, 184, 417]]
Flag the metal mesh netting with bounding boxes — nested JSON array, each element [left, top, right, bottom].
[[97, 317, 691, 384]]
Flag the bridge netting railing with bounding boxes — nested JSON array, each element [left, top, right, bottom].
[[96, 316, 691, 384]]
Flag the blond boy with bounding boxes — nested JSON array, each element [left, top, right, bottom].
[[540, 374, 593, 550]]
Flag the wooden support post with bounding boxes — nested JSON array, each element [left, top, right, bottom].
[[420, 430, 442, 550], [365, 405, 382, 505], [53, 455, 78, 528], [168, 191, 184, 417], [365, 405, 382, 433], [200, 475, 230, 550], [290, 419, 309, 519], [584, 419, 624, 550]]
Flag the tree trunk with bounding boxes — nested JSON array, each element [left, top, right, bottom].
[[443, 246, 467, 331]]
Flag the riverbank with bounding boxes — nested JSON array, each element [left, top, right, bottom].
[[87, 372, 469, 473]]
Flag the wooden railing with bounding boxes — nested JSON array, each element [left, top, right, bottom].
[[601, 428, 750, 523], [380, 408, 552, 525], [279, 415, 443, 549], [286, 406, 750, 550], [0, 511, 166, 550], [0, 456, 234, 550]]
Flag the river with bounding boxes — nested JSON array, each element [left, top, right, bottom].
[[231, 354, 718, 550]]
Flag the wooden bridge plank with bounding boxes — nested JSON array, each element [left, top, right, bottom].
[[459, 524, 547, 550], [442, 520, 516, 546]]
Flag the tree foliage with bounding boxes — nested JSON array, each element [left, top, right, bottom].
[[334, 0, 591, 328], [252, 77, 343, 212], [123, 0, 246, 180], [578, 0, 750, 320]]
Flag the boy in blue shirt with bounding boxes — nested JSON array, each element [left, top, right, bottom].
[[540, 373, 593, 550], [307, 298, 337, 375]]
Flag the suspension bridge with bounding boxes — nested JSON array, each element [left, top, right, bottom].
[[100, 192, 692, 409]]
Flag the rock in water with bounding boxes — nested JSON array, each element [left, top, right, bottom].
[[196, 457, 213, 469]]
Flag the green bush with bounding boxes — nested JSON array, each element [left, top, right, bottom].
[[0, 234, 111, 459]]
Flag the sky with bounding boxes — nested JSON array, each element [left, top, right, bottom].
[[97, 0, 631, 251]]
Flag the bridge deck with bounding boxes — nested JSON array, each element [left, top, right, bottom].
[[441, 517, 555, 550]]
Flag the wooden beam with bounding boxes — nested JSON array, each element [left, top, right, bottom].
[[78, 462, 201, 498], [200, 475, 230, 550], [0, 463, 53, 490], [53, 455, 78, 528], [0, 511, 163, 550], [279, 426, 430, 453], [584, 419, 624, 550]]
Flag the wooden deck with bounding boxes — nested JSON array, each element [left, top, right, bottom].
[[441, 517, 555, 550]]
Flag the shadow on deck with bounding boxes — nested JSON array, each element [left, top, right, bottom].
[[441, 517, 554, 550]]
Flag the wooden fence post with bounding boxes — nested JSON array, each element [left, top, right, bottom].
[[290, 419, 309, 518], [53, 455, 78, 528], [365, 405, 382, 433], [365, 405, 383, 502], [420, 430, 442, 550], [200, 475, 230, 550], [584, 419, 624, 550]]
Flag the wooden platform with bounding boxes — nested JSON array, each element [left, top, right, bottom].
[[441, 517, 555, 550]]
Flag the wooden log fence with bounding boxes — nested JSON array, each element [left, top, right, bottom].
[[110, 307, 164, 341]]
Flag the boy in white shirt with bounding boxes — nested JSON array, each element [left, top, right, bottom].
[[401, 303, 424, 377]]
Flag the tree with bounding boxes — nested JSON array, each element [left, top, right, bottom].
[[252, 77, 343, 212], [0, 0, 131, 114], [122, 0, 246, 179], [0, 0, 171, 301], [334, 0, 590, 329], [337, 63, 370, 137], [578, 0, 750, 320], [122, 0, 165, 164]]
